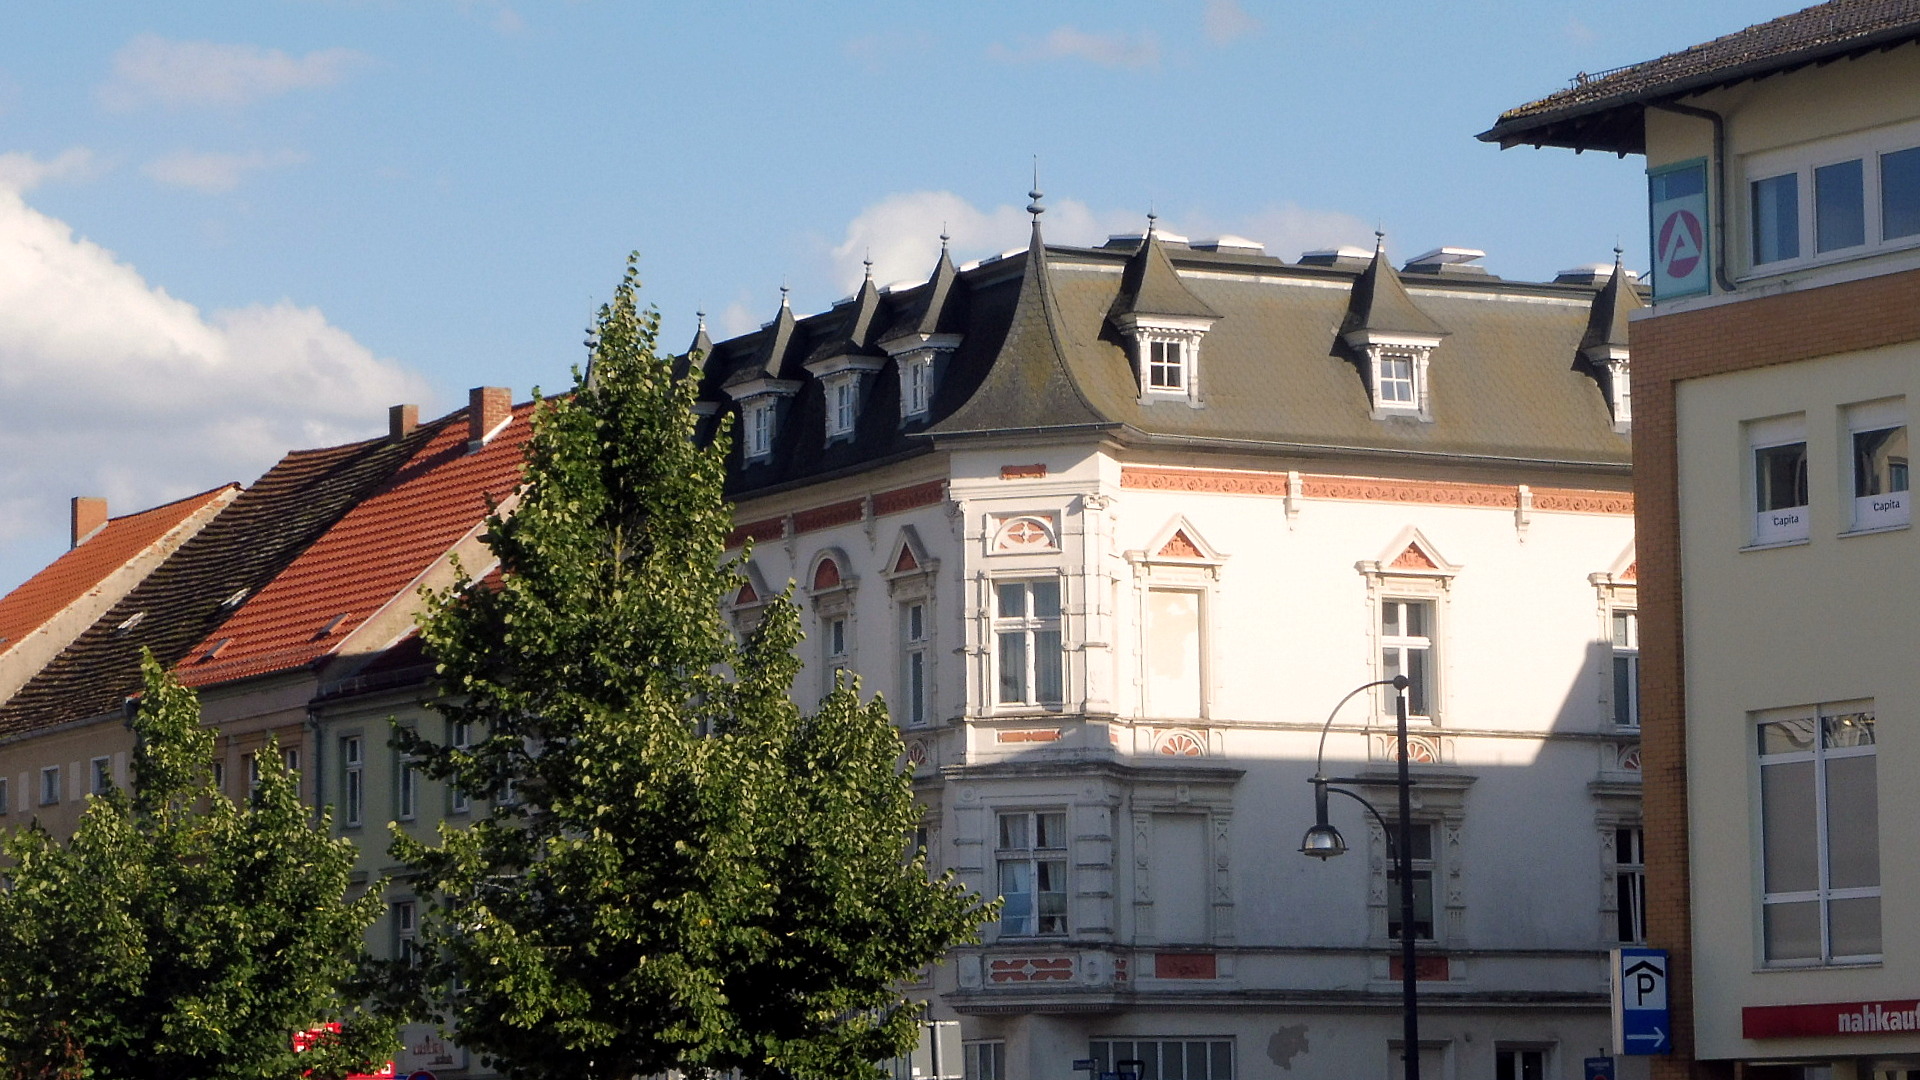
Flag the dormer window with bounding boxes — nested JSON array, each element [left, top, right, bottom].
[[1345, 334, 1440, 420], [825, 375, 859, 441], [901, 352, 933, 417], [1148, 339, 1187, 392], [744, 399, 775, 459], [1376, 349, 1418, 407]]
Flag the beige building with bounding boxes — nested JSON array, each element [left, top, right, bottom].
[[1486, 5, 1920, 1080]]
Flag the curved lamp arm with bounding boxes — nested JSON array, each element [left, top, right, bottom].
[[1324, 783, 1397, 861], [1313, 676, 1408, 776]]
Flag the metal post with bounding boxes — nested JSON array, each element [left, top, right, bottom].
[[1396, 686, 1420, 1080]]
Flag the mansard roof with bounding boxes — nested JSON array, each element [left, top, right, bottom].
[[1580, 257, 1643, 355], [698, 215, 1636, 497]]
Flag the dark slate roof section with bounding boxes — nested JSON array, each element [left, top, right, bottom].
[[0, 423, 439, 738], [928, 223, 1113, 438], [721, 296, 799, 389], [803, 274, 887, 367], [880, 246, 964, 342], [673, 314, 714, 382], [1342, 243, 1449, 340], [1109, 229, 1221, 322], [1481, 0, 1920, 154], [1580, 258, 1644, 354]]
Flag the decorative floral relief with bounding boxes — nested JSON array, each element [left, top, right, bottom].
[[994, 516, 1057, 552], [1618, 744, 1642, 771], [1156, 729, 1206, 757], [988, 956, 1074, 983]]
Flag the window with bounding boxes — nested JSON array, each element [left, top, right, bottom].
[[825, 376, 858, 440], [1496, 1048, 1547, 1080], [0, 776, 10, 814], [1089, 1039, 1233, 1080], [1380, 599, 1433, 718], [996, 810, 1067, 936], [39, 766, 59, 806], [396, 750, 418, 821], [393, 900, 418, 965], [1145, 589, 1202, 718], [1148, 339, 1186, 391], [995, 579, 1064, 706], [1817, 158, 1867, 253], [449, 721, 471, 814], [1849, 401, 1909, 531], [1750, 417, 1809, 545], [900, 354, 933, 419], [90, 757, 112, 796], [964, 1042, 1005, 1080], [342, 736, 364, 828], [1752, 173, 1801, 264], [743, 399, 775, 459], [1612, 610, 1640, 728], [1883, 145, 1920, 239], [246, 753, 261, 791], [1758, 702, 1879, 965], [822, 614, 850, 690], [1385, 822, 1435, 941], [211, 760, 225, 794], [902, 601, 929, 727], [1376, 350, 1418, 407], [1616, 825, 1647, 944]]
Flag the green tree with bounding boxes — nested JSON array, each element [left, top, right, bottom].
[[0, 654, 394, 1080], [393, 258, 989, 1080]]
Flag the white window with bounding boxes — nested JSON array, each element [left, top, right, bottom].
[[1745, 124, 1920, 273], [994, 579, 1064, 706], [1615, 825, 1647, 944], [89, 756, 112, 796], [1385, 821, 1436, 941], [393, 900, 418, 965], [743, 399, 775, 460], [1148, 339, 1186, 391], [1090, 1039, 1234, 1080], [282, 747, 300, 777], [1496, 1048, 1548, 1080], [396, 750, 418, 821], [449, 721, 471, 815], [342, 736, 364, 828], [1380, 599, 1434, 719], [822, 614, 849, 689], [902, 601, 930, 727], [1848, 400, 1909, 531], [900, 354, 933, 418], [39, 766, 59, 806], [964, 1041, 1006, 1080], [996, 810, 1067, 936], [1758, 702, 1879, 965], [1375, 349, 1419, 407], [824, 375, 859, 441], [246, 753, 261, 791], [1612, 610, 1640, 728], [1749, 416, 1809, 545], [1145, 589, 1203, 718]]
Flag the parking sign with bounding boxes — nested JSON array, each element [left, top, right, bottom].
[[1612, 947, 1672, 1055]]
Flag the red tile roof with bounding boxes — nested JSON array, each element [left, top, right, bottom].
[[0, 486, 236, 659], [176, 400, 537, 689], [0, 429, 434, 737]]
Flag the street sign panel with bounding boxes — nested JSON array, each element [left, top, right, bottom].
[[1585, 1055, 1615, 1080], [1612, 947, 1672, 1055]]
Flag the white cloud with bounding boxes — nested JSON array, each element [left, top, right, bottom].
[[1188, 203, 1374, 262], [97, 34, 366, 110], [0, 148, 104, 194], [143, 149, 307, 193], [0, 185, 432, 591], [1203, 0, 1263, 45], [987, 26, 1160, 70]]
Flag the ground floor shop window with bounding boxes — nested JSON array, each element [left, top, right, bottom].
[[964, 1041, 1004, 1080], [1090, 1039, 1232, 1080], [1496, 1047, 1547, 1080]]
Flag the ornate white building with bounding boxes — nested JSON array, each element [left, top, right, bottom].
[[692, 198, 1646, 1080]]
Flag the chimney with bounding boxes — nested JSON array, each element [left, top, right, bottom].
[[389, 403, 419, 443], [71, 497, 108, 548], [468, 386, 511, 451]]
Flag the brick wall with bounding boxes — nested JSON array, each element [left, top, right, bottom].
[[1634, 265, 1920, 1080]]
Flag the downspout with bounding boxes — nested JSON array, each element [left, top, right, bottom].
[[306, 708, 324, 824], [1650, 101, 1737, 294]]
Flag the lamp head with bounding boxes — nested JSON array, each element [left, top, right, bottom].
[[1299, 822, 1348, 859]]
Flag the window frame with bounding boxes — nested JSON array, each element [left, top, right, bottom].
[[742, 398, 775, 460], [1611, 608, 1641, 730], [392, 899, 419, 965], [1614, 824, 1648, 944], [39, 765, 59, 807], [1845, 398, 1910, 533], [396, 745, 418, 822], [992, 576, 1065, 709], [448, 720, 472, 815], [902, 599, 930, 727], [963, 1041, 1006, 1080], [1495, 1046, 1550, 1080], [1756, 701, 1881, 967], [89, 756, 112, 797], [823, 373, 860, 441], [341, 735, 365, 829], [1385, 820, 1438, 943], [0, 775, 10, 815], [1747, 414, 1810, 547], [1741, 120, 1920, 278], [1089, 1038, 1235, 1080], [995, 808, 1069, 937], [1379, 597, 1436, 721]]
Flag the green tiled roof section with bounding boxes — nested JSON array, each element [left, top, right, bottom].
[[1110, 232, 1220, 321]]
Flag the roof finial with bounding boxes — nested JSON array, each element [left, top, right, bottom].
[[696, 308, 707, 332], [940, 223, 950, 251], [1028, 156, 1044, 220], [1146, 207, 1158, 237], [1613, 242, 1624, 263], [863, 248, 873, 280], [779, 280, 790, 308], [1374, 227, 1386, 254]]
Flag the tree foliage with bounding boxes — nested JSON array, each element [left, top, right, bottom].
[[0, 654, 393, 1080], [393, 258, 990, 1080]]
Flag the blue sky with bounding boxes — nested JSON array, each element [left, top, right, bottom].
[[0, 2, 1797, 593]]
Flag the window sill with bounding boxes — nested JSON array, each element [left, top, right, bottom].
[[1756, 959, 1882, 973], [1740, 537, 1811, 552], [1840, 522, 1911, 538]]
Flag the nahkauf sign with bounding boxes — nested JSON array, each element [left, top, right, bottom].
[[1745, 999, 1920, 1039]]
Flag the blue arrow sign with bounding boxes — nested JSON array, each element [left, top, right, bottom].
[[1613, 947, 1671, 1055]]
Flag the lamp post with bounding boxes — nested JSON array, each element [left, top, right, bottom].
[[1299, 675, 1421, 1080]]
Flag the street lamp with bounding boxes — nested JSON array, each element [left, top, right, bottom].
[[1299, 675, 1423, 1080]]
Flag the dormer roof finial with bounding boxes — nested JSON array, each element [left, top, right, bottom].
[[940, 223, 950, 251], [779, 280, 790, 308], [1028, 157, 1044, 220], [863, 248, 873, 280], [696, 309, 707, 332]]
